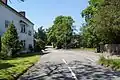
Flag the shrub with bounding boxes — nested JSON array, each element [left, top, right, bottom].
[[34, 39, 45, 52]]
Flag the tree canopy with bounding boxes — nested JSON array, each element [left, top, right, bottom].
[[47, 15, 75, 48], [81, 0, 120, 48]]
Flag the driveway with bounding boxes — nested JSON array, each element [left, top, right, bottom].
[[18, 47, 120, 80]]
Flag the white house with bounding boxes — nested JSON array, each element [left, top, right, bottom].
[[0, 0, 34, 52]]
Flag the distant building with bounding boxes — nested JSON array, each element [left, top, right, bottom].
[[0, 0, 34, 52]]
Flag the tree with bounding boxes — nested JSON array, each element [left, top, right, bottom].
[[81, 0, 103, 48], [47, 15, 75, 49], [92, 0, 120, 44], [1, 23, 22, 58], [34, 26, 47, 42], [34, 26, 47, 52], [81, 0, 120, 54]]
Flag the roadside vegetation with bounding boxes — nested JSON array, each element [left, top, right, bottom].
[[0, 53, 40, 80], [0, 21, 46, 80], [73, 48, 95, 52], [34, 26, 47, 52], [99, 56, 120, 71], [47, 15, 81, 49], [82, 0, 120, 69], [80, 0, 120, 51]]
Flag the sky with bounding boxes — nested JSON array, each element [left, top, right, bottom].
[[8, 0, 89, 31]]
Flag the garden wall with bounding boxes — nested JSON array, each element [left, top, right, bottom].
[[104, 44, 120, 55]]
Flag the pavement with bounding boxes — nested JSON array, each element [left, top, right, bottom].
[[18, 47, 120, 80]]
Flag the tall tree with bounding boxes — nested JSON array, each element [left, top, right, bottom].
[[47, 15, 74, 49], [81, 0, 103, 48], [81, 0, 120, 48], [93, 0, 120, 44]]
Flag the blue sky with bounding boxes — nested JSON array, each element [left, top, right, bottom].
[[9, 0, 88, 31]]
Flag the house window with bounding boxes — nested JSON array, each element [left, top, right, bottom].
[[5, 20, 10, 28], [21, 40, 26, 48], [21, 24, 26, 33], [28, 30, 32, 36]]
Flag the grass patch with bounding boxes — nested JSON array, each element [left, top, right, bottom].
[[99, 56, 120, 71], [0, 53, 40, 80], [73, 48, 95, 51]]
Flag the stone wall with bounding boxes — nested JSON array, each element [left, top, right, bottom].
[[104, 44, 120, 55]]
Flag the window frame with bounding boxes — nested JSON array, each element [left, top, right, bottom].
[[5, 20, 10, 28], [20, 23, 26, 33], [21, 40, 26, 49], [28, 30, 32, 36]]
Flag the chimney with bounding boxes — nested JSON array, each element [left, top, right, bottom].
[[19, 11, 26, 17], [2, 0, 7, 4]]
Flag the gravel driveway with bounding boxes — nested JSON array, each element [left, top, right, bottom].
[[18, 47, 120, 80]]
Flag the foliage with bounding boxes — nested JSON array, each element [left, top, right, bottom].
[[81, 0, 120, 48], [34, 39, 45, 52], [92, 0, 120, 44], [34, 26, 47, 52], [69, 33, 82, 48], [34, 26, 47, 42], [80, 0, 103, 48], [1, 23, 22, 59], [99, 56, 120, 71], [0, 53, 40, 80], [47, 15, 75, 49]]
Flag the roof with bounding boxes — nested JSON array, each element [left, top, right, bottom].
[[0, 1, 34, 25]]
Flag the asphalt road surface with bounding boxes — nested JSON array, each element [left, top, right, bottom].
[[18, 47, 120, 80]]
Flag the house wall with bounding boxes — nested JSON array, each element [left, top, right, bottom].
[[0, 4, 34, 52]]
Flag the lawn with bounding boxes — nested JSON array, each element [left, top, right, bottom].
[[0, 53, 40, 80]]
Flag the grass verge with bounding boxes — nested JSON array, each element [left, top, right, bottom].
[[72, 48, 95, 52], [0, 53, 40, 80], [99, 56, 120, 71]]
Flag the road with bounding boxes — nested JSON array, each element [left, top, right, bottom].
[[19, 47, 120, 80]]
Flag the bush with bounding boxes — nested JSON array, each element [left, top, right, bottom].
[[34, 39, 46, 52]]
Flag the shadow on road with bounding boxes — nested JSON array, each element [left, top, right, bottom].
[[19, 61, 120, 80]]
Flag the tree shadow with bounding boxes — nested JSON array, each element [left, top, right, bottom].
[[41, 51, 50, 55], [19, 53, 40, 57], [69, 61, 120, 80], [0, 62, 14, 69], [19, 61, 120, 80]]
